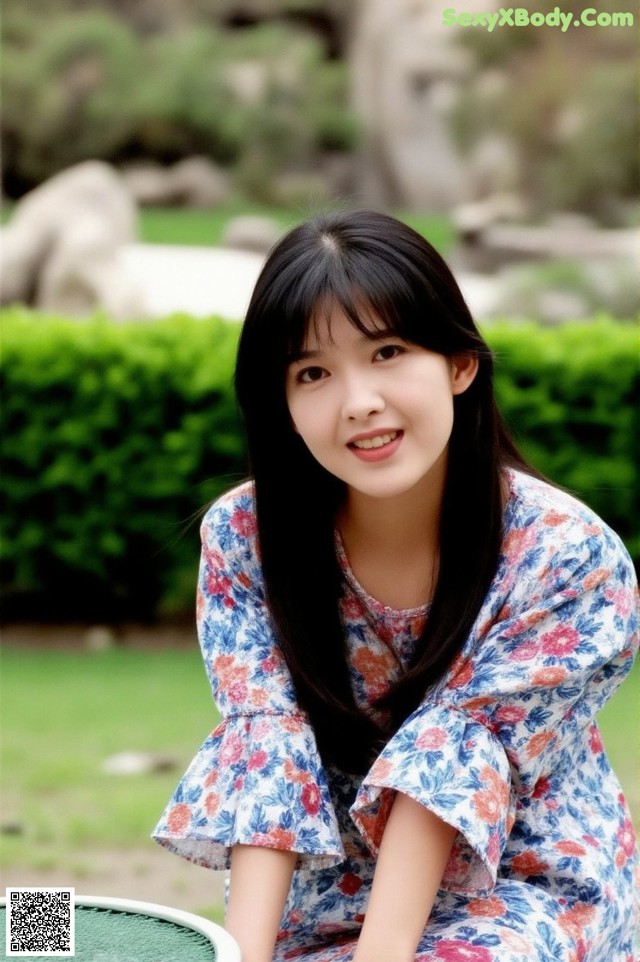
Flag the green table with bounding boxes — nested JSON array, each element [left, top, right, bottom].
[[1, 894, 241, 961]]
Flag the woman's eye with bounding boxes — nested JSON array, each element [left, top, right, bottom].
[[374, 344, 405, 361], [297, 366, 327, 383]]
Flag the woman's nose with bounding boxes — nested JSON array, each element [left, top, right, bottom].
[[340, 374, 385, 421]]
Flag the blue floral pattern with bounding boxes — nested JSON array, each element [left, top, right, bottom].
[[153, 470, 639, 961]]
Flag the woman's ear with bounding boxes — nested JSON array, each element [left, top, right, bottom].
[[450, 353, 479, 395]]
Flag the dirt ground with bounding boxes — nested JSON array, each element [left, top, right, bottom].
[[1, 847, 226, 915], [0, 619, 200, 651]]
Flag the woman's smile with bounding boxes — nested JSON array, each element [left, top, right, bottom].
[[347, 429, 404, 462]]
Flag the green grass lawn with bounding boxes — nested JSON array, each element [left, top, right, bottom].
[[138, 205, 454, 253], [2, 201, 455, 255], [1, 644, 637, 883]]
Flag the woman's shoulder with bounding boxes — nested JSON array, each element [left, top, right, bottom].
[[503, 468, 634, 578], [200, 479, 259, 562]]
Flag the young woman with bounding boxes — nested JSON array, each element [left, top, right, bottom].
[[153, 210, 638, 962]]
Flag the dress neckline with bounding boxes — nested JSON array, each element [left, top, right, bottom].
[[333, 529, 432, 619], [333, 468, 521, 620]]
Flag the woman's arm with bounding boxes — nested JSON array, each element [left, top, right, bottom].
[[225, 844, 297, 962], [353, 792, 457, 962]]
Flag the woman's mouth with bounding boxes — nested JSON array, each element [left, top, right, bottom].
[[348, 430, 403, 462]]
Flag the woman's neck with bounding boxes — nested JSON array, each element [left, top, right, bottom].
[[336, 469, 444, 609], [339, 489, 440, 558]]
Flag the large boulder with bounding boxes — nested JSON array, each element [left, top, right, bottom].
[[121, 157, 231, 208], [37, 212, 146, 320], [1, 161, 143, 318], [221, 215, 283, 254]]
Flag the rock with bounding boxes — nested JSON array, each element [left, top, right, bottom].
[[1, 822, 25, 836], [167, 156, 232, 209], [102, 752, 178, 776], [121, 157, 232, 209], [119, 164, 171, 206], [84, 625, 118, 653], [221, 215, 283, 254], [0, 161, 142, 318], [36, 212, 146, 320], [453, 193, 528, 237]]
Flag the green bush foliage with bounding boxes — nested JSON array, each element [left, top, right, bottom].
[[1, 310, 637, 621], [1, 310, 244, 620], [489, 318, 638, 564]]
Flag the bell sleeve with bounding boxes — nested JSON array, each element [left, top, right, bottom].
[[152, 488, 345, 870], [350, 504, 638, 898]]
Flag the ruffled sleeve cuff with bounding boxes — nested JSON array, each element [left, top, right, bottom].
[[152, 712, 345, 870], [350, 702, 515, 897]]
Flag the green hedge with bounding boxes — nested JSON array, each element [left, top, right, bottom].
[[1, 309, 637, 620], [1, 310, 244, 620]]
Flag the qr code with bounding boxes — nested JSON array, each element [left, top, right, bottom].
[[5, 888, 75, 957]]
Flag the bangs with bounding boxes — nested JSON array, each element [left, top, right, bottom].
[[281, 245, 444, 363]]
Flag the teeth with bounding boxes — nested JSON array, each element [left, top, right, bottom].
[[352, 431, 398, 450]]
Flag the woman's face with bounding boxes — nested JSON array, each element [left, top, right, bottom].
[[285, 305, 478, 504]]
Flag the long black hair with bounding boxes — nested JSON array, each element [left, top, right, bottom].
[[234, 209, 534, 774]]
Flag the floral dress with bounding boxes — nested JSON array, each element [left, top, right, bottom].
[[153, 470, 639, 962]]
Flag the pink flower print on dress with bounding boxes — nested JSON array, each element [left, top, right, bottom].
[[226, 680, 249, 705], [301, 783, 321, 816], [588, 725, 604, 753], [510, 851, 549, 876], [230, 508, 257, 538], [558, 903, 596, 940], [501, 525, 539, 564], [206, 569, 232, 598], [540, 624, 581, 657], [556, 840, 587, 856], [433, 940, 493, 962], [617, 817, 636, 858], [531, 666, 568, 687], [525, 731, 556, 759], [252, 828, 297, 849], [471, 765, 509, 825], [416, 726, 448, 750], [582, 567, 610, 591], [448, 656, 474, 688], [166, 803, 191, 833], [247, 749, 269, 771], [213, 654, 249, 690], [494, 704, 527, 724], [284, 758, 313, 785], [218, 731, 244, 766], [261, 652, 282, 673], [340, 594, 366, 621], [368, 757, 393, 781], [507, 638, 541, 661], [611, 586, 635, 618], [467, 895, 507, 917], [541, 511, 569, 527]]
